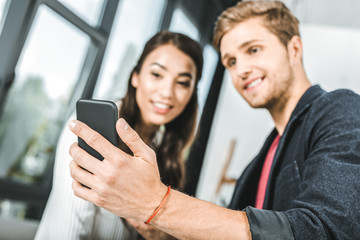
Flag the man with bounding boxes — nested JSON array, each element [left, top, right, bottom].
[[68, 1, 360, 239]]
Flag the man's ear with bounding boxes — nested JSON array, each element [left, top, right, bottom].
[[131, 72, 139, 88], [288, 35, 303, 64]]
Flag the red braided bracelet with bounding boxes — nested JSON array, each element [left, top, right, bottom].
[[145, 186, 171, 224]]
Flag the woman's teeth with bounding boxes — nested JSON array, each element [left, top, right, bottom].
[[154, 102, 170, 109]]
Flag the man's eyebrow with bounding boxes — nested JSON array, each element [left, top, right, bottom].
[[221, 39, 262, 62], [239, 39, 261, 49]]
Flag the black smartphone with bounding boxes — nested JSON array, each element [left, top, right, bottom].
[[76, 99, 119, 160]]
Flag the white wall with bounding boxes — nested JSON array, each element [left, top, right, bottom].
[[302, 24, 360, 94]]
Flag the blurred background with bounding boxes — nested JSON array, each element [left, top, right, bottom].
[[0, 0, 359, 238]]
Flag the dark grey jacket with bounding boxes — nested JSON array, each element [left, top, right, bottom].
[[229, 85, 360, 239]]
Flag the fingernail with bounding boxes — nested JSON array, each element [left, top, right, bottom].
[[68, 120, 76, 129], [119, 118, 128, 131]]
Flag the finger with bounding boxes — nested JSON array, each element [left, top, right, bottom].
[[116, 118, 155, 163], [69, 160, 100, 189], [68, 120, 127, 161], [69, 142, 102, 175], [72, 180, 101, 204]]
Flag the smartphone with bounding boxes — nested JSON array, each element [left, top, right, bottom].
[[76, 99, 119, 160]]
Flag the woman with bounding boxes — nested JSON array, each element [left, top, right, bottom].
[[35, 31, 203, 239]]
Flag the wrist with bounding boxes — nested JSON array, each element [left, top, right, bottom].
[[144, 183, 169, 223], [145, 185, 171, 224]]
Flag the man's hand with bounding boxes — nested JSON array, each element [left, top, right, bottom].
[[68, 118, 251, 240], [68, 118, 168, 222]]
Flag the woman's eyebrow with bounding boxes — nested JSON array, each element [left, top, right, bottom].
[[151, 62, 167, 70], [151, 62, 193, 79], [178, 72, 193, 79]]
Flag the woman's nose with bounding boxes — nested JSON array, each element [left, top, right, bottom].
[[159, 79, 174, 98]]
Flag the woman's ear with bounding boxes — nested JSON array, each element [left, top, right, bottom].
[[131, 72, 139, 88]]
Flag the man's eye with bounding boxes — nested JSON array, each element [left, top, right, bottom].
[[249, 47, 261, 54], [227, 58, 236, 68]]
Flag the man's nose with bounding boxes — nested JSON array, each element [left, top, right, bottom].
[[236, 61, 252, 80]]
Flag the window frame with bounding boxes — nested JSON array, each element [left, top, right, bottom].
[[0, 0, 119, 219]]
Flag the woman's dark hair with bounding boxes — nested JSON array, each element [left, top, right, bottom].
[[119, 31, 203, 189]]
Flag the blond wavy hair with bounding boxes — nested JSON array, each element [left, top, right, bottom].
[[213, 1, 300, 51]]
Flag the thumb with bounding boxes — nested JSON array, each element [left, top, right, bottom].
[[116, 118, 156, 163]]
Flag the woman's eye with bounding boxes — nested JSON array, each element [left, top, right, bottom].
[[178, 81, 190, 88], [151, 72, 161, 78]]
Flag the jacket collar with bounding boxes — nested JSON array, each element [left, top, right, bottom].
[[263, 85, 326, 208], [287, 85, 326, 125]]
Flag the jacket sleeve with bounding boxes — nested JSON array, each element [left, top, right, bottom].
[[245, 207, 294, 240]]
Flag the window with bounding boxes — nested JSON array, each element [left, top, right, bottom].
[[57, 0, 105, 26], [197, 44, 218, 116], [169, 7, 199, 41], [0, 0, 6, 19], [0, 0, 8, 33], [0, 4, 89, 219], [93, 0, 166, 99]]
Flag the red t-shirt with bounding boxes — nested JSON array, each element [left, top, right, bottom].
[[255, 134, 281, 209]]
